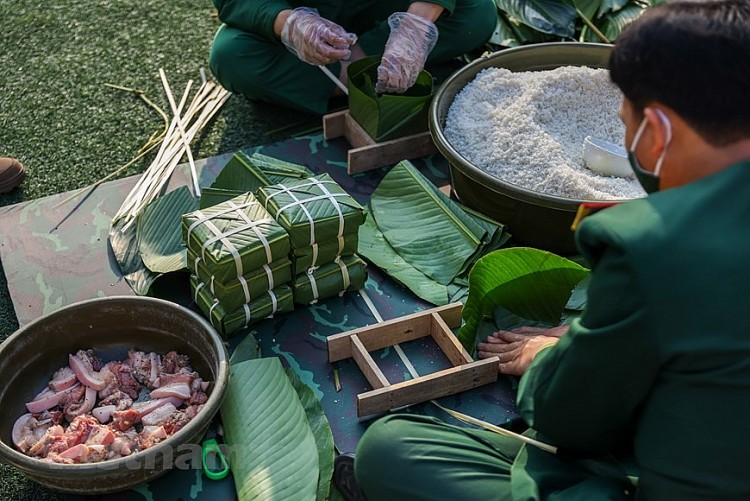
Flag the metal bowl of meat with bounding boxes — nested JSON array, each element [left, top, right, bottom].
[[0, 296, 230, 494], [429, 42, 639, 255]]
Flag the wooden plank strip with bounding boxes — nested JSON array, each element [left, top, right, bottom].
[[327, 303, 463, 362], [322, 110, 347, 140], [351, 335, 390, 389], [347, 131, 438, 175], [356, 358, 499, 416], [430, 313, 474, 366], [343, 112, 376, 148]]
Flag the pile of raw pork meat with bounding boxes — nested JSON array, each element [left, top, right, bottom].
[[12, 349, 210, 464]]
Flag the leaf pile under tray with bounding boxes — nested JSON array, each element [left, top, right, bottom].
[[359, 160, 510, 305]]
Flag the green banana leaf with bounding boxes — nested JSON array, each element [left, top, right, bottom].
[[596, 3, 646, 39], [495, 0, 578, 38], [457, 248, 589, 353], [109, 186, 198, 295], [248, 152, 314, 183], [199, 187, 249, 209], [210, 150, 272, 195], [285, 367, 335, 501], [573, 0, 602, 22], [347, 56, 433, 142], [109, 219, 156, 295], [229, 332, 262, 365], [138, 186, 198, 274], [596, 0, 629, 17], [369, 161, 492, 285], [221, 357, 319, 501], [227, 336, 334, 501], [358, 211, 454, 305]]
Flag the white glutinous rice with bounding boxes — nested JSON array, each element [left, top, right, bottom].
[[444, 66, 646, 200]]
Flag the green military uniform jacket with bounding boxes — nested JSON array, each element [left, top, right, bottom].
[[517, 159, 750, 499]]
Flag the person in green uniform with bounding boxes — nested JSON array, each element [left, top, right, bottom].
[[209, 1, 496, 114], [349, 1, 750, 499]]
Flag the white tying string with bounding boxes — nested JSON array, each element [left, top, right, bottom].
[[186, 201, 263, 242], [208, 299, 221, 328], [262, 179, 340, 206], [318, 65, 348, 95], [310, 243, 320, 271], [263, 263, 275, 290], [237, 275, 251, 303], [337, 258, 350, 296], [268, 289, 279, 315], [308, 272, 320, 304], [209, 275, 216, 294], [337, 235, 345, 256], [227, 200, 274, 264], [242, 304, 252, 328], [194, 281, 205, 302], [310, 178, 345, 238], [198, 217, 244, 278]]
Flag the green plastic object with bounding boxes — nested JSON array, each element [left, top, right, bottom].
[[202, 438, 230, 480]]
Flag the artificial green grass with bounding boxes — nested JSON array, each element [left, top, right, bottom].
[[0, 1, 316, 498]]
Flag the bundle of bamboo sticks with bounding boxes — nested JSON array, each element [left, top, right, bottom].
[[112, 68, 230, 231]]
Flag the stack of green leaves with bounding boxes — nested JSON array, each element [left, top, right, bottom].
[[358, 160, 511, 306], [222, 335, 335, 501], [182, 192, 294, 338], [257, 174, 368, 305]]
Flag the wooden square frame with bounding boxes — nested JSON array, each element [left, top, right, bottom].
[[322, 110, 438, 175], [327, 303, 499, 416]]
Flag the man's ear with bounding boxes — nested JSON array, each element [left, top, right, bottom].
[[643, 107, 670, 157]]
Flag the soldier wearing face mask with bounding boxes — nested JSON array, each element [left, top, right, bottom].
[[339, 2, 750, 500]]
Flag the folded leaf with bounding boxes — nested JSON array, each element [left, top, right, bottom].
[[347, 56, 433, 142], [285, 368, 335, 501], [369, 161, 489, 285], [358, 211, 452, 305], [458, 248, 589, 352], [138, 186, 198, 274], [221, 358, 319, 501]]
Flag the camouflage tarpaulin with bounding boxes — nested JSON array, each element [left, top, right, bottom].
[[0, 135, 519, 500]]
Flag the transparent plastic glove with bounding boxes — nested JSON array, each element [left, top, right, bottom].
[[280, 7, 357, 65], [376, 12, 438, 94]]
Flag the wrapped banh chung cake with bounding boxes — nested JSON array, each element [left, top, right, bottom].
[[191, 276, 294, 338], [256, 173, 365, 253], [292, 255, 367, 305], [182, 192, 291, 283], [187, 248, 292, 313]]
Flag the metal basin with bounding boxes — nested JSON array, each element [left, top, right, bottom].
[[429, 42, 615, 254], [0, 296, 230, 494]]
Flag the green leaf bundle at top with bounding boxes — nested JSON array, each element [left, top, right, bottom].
[[487, 0, 665, 48], [347, 56, 434, 142]]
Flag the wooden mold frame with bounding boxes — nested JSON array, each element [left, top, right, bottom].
[[322, 110, 438, 175], [327, 303, 499, 417]]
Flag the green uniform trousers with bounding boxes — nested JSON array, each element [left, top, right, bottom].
[[209, 0, 496, 114], [355, 414, 636, 500]]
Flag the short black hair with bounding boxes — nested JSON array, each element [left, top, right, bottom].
[[609, 0, 750, 146]]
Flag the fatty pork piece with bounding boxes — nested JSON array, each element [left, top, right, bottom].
[[68, 350, 107, 390], [163, 404, 205, 436], [48, 366, 77, 392], [151, 369, 209, 406]]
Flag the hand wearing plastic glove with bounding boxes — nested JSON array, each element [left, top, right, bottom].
[[280, 7, 358, 66], [376, 12, 438, 94]]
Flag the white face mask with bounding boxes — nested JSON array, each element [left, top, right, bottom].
[[627, 109, 672, 193]]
